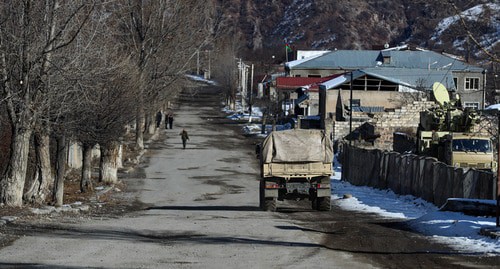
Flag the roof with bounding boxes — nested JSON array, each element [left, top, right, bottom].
[[319, 70, 365, 90], [286, 51, 330, 69], [361, 67, 457, 91], [276, 74, 341, 90], [291, 50, 483, 72], [318, 68, 456, 92]]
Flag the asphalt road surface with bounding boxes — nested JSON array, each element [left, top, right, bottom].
[[0, 85, 498, 268]]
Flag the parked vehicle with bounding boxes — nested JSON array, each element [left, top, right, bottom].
[[256, 129, 334, 211], [416, 83, 495, 171]]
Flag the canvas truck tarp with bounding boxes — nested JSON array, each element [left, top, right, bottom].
[[261, 129, 333, 163]]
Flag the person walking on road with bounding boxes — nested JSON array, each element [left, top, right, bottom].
[[179, 129, 189, 149], [167, 113, 174, 129], [155, 111, 162, 128]]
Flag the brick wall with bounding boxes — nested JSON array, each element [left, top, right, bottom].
[[332, 101, 437, 150], [373, 101, 436, 150]]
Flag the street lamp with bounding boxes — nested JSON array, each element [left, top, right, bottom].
[[482, 69, 487, 109]]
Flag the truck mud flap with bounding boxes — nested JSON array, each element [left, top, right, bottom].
[[316, 188, 331, 197], [264, 189, 278, 198]]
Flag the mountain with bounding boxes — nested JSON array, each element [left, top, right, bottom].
[[213, 0, 499, 62]]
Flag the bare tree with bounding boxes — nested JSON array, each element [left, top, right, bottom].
[[0, 1, 93, 206], [112, 0, 213, 150]]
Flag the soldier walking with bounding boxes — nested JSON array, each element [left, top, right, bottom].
[[155, 111, 162, 128], [167, 113, 174, 129], [179, 129, 189, 149]]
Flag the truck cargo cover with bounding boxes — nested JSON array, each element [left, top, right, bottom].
[[261, 129, 333, 163]]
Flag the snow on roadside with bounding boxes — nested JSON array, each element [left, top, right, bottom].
[[331, 159, 500, 255], [185, 74, 218, 85]]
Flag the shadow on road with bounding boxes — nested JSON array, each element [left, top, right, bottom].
[[146, 205, 260, 211], [275, 225, 338, 235], [0, 263, 102, 269]]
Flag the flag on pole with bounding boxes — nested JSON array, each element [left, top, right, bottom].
[[285, 43, 293, 52]]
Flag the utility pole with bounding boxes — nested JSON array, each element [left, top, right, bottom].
[[196, 50, 200, 76], [497, 111, 500, 227], [349, 71, 353, 146], [249, 64, 254, 122], [483, 69, 487, 109], [207, 50, 211, 79]]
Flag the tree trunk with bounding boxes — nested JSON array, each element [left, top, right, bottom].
[[0, 128, 32, 206], [99, 141, 119, 184], [24, 132, 53, 204], [135, 105, 145, 150], [53, 135, 67, 207], [80, 142, 94, 193], [147, 113, 156, 134], [117, 143, 123, 169]]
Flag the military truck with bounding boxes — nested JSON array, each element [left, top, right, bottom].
[[256, 129, 333, 211], [416, 82, 496, 171], [418, 130, 496, 171]]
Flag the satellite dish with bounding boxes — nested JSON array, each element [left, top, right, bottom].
[[384, 43, 389, 49], [432, 82, 450, 106]]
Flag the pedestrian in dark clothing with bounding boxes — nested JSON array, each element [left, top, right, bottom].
[[168, 113, 174, 129], [179, 129, 189, 149], [156, 111, 162, 128]]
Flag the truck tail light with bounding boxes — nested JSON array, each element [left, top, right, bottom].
[[265, 183, 279, 189]]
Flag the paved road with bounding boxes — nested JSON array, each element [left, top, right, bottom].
[[0, 86, 374, 268]]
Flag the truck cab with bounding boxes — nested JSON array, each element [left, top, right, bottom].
[[444, 134, 496, 171]]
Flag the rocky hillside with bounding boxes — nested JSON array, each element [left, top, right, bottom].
[[213, 0, 499, 62]]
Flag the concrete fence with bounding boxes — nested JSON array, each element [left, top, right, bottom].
[[341, 145, 495, 207]]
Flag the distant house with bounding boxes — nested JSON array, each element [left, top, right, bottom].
[[275, 75, 339, 116], [279, 46, 486, 146], [287, 46, 486, 110]]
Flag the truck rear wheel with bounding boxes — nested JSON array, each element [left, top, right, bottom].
[[259, 180, 265, 209], [263, 198, 277, 212], [260, 180, 277, 211], [311, 197, 318, 210], [317, 196, 331, 211]]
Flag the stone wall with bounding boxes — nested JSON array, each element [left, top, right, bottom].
[[372, 101, 436, 150], [332, 101, 436, 149]]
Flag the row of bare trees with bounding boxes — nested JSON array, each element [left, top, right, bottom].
[[0, 0, 213, 207]]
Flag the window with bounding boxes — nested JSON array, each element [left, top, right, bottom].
[[453, 77, 458, 88], [464, 102, 479, 110], [464, 77, 479, 90], [350, 99, 361, 107], [452, 139, 491, 153]]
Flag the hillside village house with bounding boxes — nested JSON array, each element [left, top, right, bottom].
[[279, 45, 486, 147]]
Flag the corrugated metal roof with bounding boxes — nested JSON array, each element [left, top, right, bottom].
[[293, 50, 483, 72], [297, 50, 381, 69], [319, 70, 365, 90], [276, 74, 341, 89], [318, 68, 455, 92], [361, 67, 456, 91]]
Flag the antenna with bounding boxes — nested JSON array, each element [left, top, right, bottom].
[[432, 82, 450, 107]]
